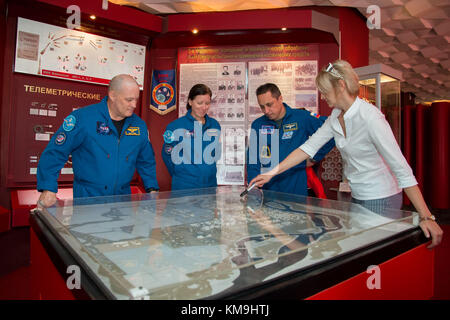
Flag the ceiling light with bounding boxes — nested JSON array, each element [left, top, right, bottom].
[[90, 15, 96, 20], [192, 29, 199, 34], [281, 27, 287, 31]]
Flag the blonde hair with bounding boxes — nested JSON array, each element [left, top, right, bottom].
[[315, 60, 359, 97]]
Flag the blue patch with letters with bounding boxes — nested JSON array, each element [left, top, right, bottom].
[[63, 115, 76, 132], [96, 122, 111, 135]]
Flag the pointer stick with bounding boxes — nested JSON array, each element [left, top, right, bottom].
[[240, 183, 256, 197]]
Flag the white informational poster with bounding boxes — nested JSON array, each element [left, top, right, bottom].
[[179, 63, 246, 185], [15, 17, 146, 88], [217, 126, 246, 185], [248, 60, 318, 128]]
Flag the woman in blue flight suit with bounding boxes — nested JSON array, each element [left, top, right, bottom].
[[162, 84, 221, 191]]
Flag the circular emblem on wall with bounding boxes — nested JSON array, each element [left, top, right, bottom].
[[152, 83, 175, 105]]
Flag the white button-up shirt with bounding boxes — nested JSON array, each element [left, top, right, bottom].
[[300, 97, 417, 200]]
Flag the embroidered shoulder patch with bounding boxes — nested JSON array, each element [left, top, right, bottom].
[[55, 132, 66, 145], [163, 130, 174, 143], [164, 144, 173, 154], [63, 115, 76, 132]]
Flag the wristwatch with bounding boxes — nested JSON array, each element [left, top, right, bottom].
[[420, 215, 436, 222]]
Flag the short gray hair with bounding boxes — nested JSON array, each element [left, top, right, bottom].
[[108, 74, 138, 93]]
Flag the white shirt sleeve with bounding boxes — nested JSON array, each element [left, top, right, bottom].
[[299, 116, 334, 158], [367, 110, 417, 189]]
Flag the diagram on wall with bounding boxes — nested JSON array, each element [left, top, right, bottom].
[[15, 17, 146, 88]]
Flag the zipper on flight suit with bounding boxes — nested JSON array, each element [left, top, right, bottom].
[[112, 125, 127, 194]]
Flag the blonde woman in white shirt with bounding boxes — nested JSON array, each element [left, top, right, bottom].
[[249, 60, 443, 249]]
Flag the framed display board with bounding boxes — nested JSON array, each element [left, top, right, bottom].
[[8, 74, 108, 185], [15, 17, 146, 88]]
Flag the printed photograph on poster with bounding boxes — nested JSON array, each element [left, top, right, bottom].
[[179, 62, 246, 122], [179, 63, 220, 117], [295, 93, 318, 113], [295, 61, 317, 77], [15, 18, 146, 88], [247, 103, 263, 127], [293, 61, 318, 113], [294, 77, 316, 91], [248, 61, 295, 107]]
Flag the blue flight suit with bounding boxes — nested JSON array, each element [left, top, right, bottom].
[[162, 110, 221, 191], [37, 97, 159, 198], [247, 103, 335, 196]]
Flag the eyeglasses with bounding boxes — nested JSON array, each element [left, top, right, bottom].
[[325, 63, 344, 79]]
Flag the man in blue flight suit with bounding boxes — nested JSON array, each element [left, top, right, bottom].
[[37, 74, 159, 208], [247, 83, 335, 196]]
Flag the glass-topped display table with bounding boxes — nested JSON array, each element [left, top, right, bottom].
[[30, 186, 430, 300]]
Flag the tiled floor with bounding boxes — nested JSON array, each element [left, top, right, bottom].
[[0, 210, 448, 300]]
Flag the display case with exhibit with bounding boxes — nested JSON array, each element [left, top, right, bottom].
[[30, 186, 433, 300], [354, 64, 403, 144]]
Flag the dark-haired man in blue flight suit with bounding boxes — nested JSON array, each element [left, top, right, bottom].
[[247, 83, 335, 196], [37, 74, 159, 208]]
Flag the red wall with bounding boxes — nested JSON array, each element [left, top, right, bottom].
[[339, 8, 369, 68]]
